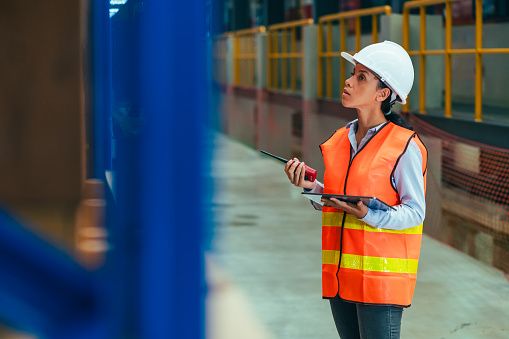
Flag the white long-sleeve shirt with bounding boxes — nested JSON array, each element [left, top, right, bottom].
[[307, 119, 425, 230]]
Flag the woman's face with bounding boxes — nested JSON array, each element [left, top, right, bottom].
[[342, 63, 386, 109]]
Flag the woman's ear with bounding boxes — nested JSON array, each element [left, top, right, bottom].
[[376, 87, 391, 102]]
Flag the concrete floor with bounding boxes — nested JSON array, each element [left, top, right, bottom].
[[206, 132, 509, 339]]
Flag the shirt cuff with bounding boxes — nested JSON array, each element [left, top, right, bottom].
[[303, 181, 315, 192], [303, 180, 323, 193], [359, 208, 376, 225]]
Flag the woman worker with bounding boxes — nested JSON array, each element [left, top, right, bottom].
[[284, 41, 427, 338]]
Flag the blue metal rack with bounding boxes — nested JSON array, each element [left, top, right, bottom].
[[0, 0, 208, 337]]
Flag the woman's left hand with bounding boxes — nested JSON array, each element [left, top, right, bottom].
[[321, 198, 369, 219]]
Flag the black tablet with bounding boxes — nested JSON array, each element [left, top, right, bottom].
[[302, 192, 396, 211]]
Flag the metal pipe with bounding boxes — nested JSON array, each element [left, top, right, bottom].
[[269, 18, 313, 30], [319, 5, 392, 22], [235, 26, 266, 35]]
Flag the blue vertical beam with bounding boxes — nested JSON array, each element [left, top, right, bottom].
[[92, 0, 112, 179], [90, 1, 119, 337], [139, 0, 206, 338]]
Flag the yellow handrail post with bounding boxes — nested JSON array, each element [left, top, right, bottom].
[[419, 6, 426, 114], [445, 1, 452, 118], [282, 29, 287, 91], [340, 19, 346, 95], [318, 5, 392, 100], [372, 14, 378, 44], [233, 27, 265, 87], [355, 17, 361, 52], [250, 36, 255, 86], [325, 21, 332, 99], [475, 0, 483, 121], [402, 7, 410, 112], [242, 37, 246, 85], [240, 37, 244, 85], [403, 0, 509, 121], [233, 35, 239, 85], [267, 19, 313, 95], [267, 31, 271, 90], [273, 30, 278, 89], [317, 22, 323, 98], [326, 21, 332, 99], [291, 27, 296, 93], [244, 37, 247, 85]]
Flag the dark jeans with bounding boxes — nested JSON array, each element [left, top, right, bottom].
[[329, 296, 403, 339]]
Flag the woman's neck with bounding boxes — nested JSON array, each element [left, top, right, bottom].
[[355, 108, 387, 145]]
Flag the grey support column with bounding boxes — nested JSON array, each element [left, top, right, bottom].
[[226, 35, 235, 86], [223, 34, 236, 134], [256, 32, 268, 150], [302, 24, 318, 163], [256, 33, 267, 89]]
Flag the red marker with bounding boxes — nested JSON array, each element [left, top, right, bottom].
[[260, 150, 317, 182]]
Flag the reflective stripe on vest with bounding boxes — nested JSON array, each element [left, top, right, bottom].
[[319, 122, 427, 307], [323, 212, 423, 234], [323, 252, 419, 274]]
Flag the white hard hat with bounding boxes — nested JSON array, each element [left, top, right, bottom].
[[341, 41, 414, 105]]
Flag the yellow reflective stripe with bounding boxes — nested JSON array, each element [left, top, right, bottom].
[[322, 213, 423, 234], [322, 251, 419, 274], [341, 253, 418, 274], [322, 250, 340, 265]]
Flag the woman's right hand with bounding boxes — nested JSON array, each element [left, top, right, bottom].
[[284, 158, 316, 190]]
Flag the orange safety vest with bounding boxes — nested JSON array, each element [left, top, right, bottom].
[[320, 122, 427, 307]]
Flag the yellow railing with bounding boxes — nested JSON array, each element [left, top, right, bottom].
[[267, 19, 314, 93], [318, 6, 392, 99], [403, 0, 509, 121], [233, 27, 266, 87], [212, 32, 232, 84]]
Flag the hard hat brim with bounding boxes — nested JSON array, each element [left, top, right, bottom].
[[340, 51, 407, 105], [340, 52, 356, 66]]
